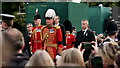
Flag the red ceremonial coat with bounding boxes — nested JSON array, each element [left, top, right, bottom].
[[31, 25, 43, 53], [66, 34, 75, 49], [41, 25, 63, 60]]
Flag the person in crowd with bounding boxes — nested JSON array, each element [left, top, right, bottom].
[[75, 19, 95, 62], [93, 31, 97, 42], [114, 52, 120, 68], [97, 34, 105, 47], [23, 23, 33, 58], [41, 9, 63, 61], [31, 14, 43, 54], [0, 14, 15, 31], [54, 16, 66, 46], [99, 42, 120, 68], [63, 20, 75, 49], [57, 48, 85, 67], [25, 50, 54, 67], [2, 28, 28, 66], [103, 20, 118, 45], [0, 31, 2, 67], [72, 27, 77, 37], [0, 20, 2, 31]]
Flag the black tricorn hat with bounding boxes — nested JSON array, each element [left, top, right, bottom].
[[105, 20, 118, 34], [34, 14, 41, 20], [63, 20, 73, 33], [0, 14, 15, 20]]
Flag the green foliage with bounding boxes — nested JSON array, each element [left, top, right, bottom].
[[2, 2, 26, 33]]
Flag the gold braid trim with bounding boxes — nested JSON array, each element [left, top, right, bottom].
[[53, 25, 60, 29], [41, 26, 47, 41], [31, 28, 37, 40]]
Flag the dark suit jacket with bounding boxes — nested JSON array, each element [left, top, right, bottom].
[[59, 24, 66, 46], [75, 29, 95, 48], [23, 31, 31, 58]]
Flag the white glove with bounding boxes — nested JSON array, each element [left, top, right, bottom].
[[56, 55, 61, 61]]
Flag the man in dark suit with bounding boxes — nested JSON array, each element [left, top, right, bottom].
[[75, 19, 95, 62], [23, 23, 33, 58], [54, 16, 66, 46]]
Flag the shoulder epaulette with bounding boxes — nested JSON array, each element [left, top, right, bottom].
[[53, 25, 60, 29], [41, 25, 47, 30], [32, 28, 37, 34]]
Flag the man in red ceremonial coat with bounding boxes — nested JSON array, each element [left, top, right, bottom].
[[63, 20, 75, 49], [31, 14, 43, 53], [41, 9, 63, 60]]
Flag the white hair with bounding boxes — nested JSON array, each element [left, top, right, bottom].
[[81, 19, 89, 25]]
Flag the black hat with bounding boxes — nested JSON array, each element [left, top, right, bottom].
[[72, 27, 76, 31], [63, 20, 73, 33], [0, 14, 15, 20], [34, 14, 41, 20], [105, 21, 118, 34]]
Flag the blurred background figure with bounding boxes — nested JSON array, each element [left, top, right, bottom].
[[23, 23, 33, 59], [99, 42, 120, 68], [25, 50, 54, 67], [0, 14, 15, 31], [97, 34, 105, 47], [103, 20, 118, 45], [0, 31, 2, 67], [72, 27, 76, 37], [63, 20, 75, 49], [0, 20, 2, 31], [54, 16, 66, 46], [57, 48, 85, 67], [93, 31, 97, 42], [114, 52, 120, 68], [2, 28, 28, 67]]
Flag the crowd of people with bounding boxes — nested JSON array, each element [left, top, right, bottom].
[[0, 8, 120, 68]]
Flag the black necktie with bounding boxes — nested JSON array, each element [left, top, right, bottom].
[[28, 32, 31, 36], [82, 31, 85, 35]]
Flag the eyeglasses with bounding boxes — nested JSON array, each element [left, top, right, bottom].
[[45, 17, 52, 20]]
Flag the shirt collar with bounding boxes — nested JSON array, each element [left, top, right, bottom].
[[55, 23, 59, 26], [82, 28, 88, 35], [106, 36, 115, 42], [82, 28, 88, 32]]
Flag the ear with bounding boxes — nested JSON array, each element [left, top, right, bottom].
[[39, 19, 41, 22], [4, 23, 7, 27]]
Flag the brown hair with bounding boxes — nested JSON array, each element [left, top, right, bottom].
[[3, 20, 13, 27]]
